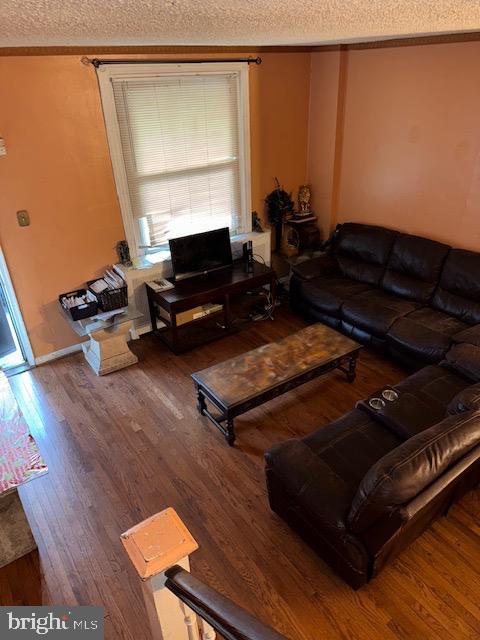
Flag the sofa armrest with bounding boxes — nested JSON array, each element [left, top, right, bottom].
[[265, 439, 352, 533], [401, 443, 480, 520], [348, 409, 480, 532], [447, 383, 480, 415], [290, 253, 337, 281]]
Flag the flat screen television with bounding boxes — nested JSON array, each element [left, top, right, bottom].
[[169, 227, 233, 281]]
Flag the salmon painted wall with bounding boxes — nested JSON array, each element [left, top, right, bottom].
[[307, 51, 341, 242], [309, 41, 480, 249], [0, 52, 310, 358]]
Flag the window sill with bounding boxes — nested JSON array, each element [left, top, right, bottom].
[[133, 230, 266, 270]]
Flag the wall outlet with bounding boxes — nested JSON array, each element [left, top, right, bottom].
[[0, 138, 6, 156], [17, 210, 30, 227]]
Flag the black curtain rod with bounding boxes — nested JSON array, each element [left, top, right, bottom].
[[82, 56, 261, 68]]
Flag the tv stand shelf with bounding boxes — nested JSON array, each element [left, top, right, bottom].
[[146, 261, 276, 354]]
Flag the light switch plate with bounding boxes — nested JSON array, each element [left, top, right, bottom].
[[17, 210, 30, 227]]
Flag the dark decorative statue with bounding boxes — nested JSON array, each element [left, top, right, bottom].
[[265, 178, 294, 251], [252, 211, 264, 233], [116, 240, 132, 266]]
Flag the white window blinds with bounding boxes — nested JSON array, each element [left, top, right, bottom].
[[111, 72, 244, 247]]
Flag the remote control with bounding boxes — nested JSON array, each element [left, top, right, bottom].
[[148, 279, 174, 292]]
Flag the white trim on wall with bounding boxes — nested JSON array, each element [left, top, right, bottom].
[[0, 246, 35, 367], [34, 342, 84, 366], [96, 61, 252, 259]]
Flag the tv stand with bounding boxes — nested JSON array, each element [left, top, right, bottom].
[[146, 261, 276, 354]]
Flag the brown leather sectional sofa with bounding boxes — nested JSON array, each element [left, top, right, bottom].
[[289, 222, 480, 367], [265, 223, 480, 588]]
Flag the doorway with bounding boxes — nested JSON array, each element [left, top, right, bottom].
[[0, 246, 34, 373]]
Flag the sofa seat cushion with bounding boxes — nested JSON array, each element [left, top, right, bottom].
[[394, 364, 469, 410], [342, 289, 420, 338], [453, 324, 480, 347], [340, 321, 387, 350], [298, 275, 372, 317], [290, 254, 338, 281], [302, 408, 403, 488], [387, 308, 468, 363]]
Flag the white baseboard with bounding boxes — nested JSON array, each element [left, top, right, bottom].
[[35, 342, 84, 366], [136, 323, 152, 336], [34, 326, 147, 365]]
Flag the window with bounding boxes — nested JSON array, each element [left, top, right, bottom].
[[98, 63, 251, 258]]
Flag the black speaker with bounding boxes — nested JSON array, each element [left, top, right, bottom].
[[243, 240, 254, 273]]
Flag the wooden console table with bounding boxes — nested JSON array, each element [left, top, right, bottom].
[[147, 262, 276, 354]]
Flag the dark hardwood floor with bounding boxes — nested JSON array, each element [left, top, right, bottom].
[[1, 309, 479, 639]]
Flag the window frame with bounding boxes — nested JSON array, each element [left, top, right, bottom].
[[97, 61, 252, 259]]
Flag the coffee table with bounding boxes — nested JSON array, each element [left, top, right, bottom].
[[191, 323, 362, 445]]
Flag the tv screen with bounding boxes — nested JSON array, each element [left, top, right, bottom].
[[169, 228, 233, 281]]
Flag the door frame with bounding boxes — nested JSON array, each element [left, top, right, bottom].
[[0, 246, 35, 367]]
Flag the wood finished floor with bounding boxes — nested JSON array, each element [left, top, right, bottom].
[[1, 309, 479, 640]]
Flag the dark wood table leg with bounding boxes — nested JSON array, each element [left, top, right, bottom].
[[225, 416, 235, 447], [170, 312, 179, 354], [270, 273, 276, 318], [194, 385, 236, 446], [147, 290, 158, 332], [336, 352, 359, 382], [196, 386, 207, 415], [223, 293, 231, 330], [346, 353, 358, 383]]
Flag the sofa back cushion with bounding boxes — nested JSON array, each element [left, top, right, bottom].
[[347, 410, 480, 533], [433, 249, 480, 324], [333, 223, 397, 286], [382, 234, 450, 302]]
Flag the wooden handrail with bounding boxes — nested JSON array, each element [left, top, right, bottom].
[[121, 508, 290, 640], [165, 565, 289, 640]]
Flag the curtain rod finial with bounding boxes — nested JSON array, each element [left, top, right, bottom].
[[81, 56, 101, 68]]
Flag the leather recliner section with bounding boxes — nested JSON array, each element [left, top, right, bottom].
[[291, 223, 480, 367]]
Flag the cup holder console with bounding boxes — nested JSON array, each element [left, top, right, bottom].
[[382, 389, 399, 402], [369, 397, 386, 410], [368, 388, 399, 411]]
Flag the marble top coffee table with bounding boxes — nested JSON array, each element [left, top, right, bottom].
[[191, 323, 361, 445]]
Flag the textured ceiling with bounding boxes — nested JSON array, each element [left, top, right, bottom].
[[1, 0, 480, 47]]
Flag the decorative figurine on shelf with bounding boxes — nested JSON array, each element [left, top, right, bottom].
[[297, 184, 312, 217], [265, 178, 294, 252], [116, 240, 132, 266], [252, 211, 264, 233]]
